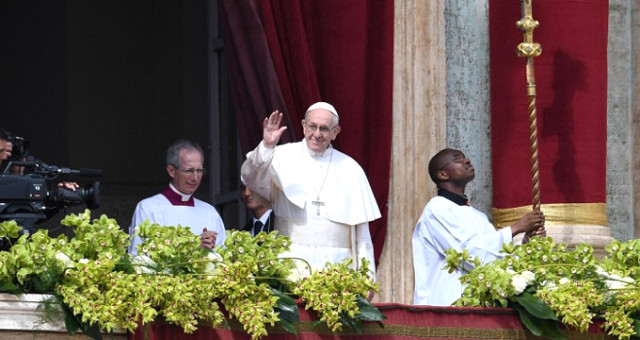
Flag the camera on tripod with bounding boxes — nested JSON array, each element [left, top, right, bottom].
[[0, 135, 102, 233]]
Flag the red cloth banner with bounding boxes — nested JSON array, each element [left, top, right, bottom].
[[489, 0, 608, 209], [129, 304, 607, 340]]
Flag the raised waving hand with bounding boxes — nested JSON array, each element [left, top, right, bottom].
[[263, 110, 288, 148]]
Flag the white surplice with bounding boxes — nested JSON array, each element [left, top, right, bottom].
[[128, 185, 227, 255], [412, 196, 513, 306], [241, 139, 380, 277]]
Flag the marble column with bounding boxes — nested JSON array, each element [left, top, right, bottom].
[[635, 2, 640, 237], [375, 0, 447, 304]]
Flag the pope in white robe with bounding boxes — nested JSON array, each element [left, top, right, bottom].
[[241, 102, 380, 278]]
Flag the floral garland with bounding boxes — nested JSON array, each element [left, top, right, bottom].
[[0, 210, 385, 340], [445, 236, 640, 340]]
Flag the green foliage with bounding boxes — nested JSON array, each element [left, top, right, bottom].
[[445, 236, 640, 340], [293, 258, 382, 332], [0, 211, 383, 340]]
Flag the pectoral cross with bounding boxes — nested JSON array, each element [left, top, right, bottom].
[[311, 195, 325, 216]]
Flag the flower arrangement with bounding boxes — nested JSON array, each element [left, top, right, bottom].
[[444, 236, 640, 340], [0, 210, 385, 340]]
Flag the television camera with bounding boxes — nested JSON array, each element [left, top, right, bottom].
[[0, 137, 102, 233]]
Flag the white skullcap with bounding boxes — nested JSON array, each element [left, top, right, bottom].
[[306, 102, 339, 119]]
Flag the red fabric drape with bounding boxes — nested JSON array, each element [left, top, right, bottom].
[[221, 1, 393, 263], [489, 0, 608, 209], [219, 0, 298, 152], [130, 304, 607, 339]]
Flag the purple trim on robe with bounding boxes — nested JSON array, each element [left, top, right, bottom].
[[160, 186, 195, 207]]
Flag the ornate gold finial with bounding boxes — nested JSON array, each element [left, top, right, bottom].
[[516, 0, 542, 58]]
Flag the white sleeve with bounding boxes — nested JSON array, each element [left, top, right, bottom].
[[428, 209, 510, 266], [355, 222, 376, 280], [213, 212, 227, 247], [241, 141, 276, 203], [128, 202, 150, 255]]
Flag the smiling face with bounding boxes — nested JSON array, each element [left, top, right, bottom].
[[301, 109, 341, 153], [166, 148, 204, 195]]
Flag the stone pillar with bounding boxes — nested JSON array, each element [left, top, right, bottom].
[[444, 1, 493, 215], [375, 0, 447, 304], [635, 2, 640, 238], [608, 0, 636, 241], [631, 1, 640, 237]]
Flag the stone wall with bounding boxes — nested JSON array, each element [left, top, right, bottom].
[[0, 294, 126, 340]]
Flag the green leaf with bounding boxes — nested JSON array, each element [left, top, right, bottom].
[[0, 281, 22, 294], [60, 303, 81, 335], [514, 305, 566, 340], [354, 295, 387, 322], [80, 322, 104, 340], [632, 317, 640, 338], [513, 292, 558, 320], [339, 314, 362, 334], [272, 288, 299, 335], [277, 318, 298, 335]]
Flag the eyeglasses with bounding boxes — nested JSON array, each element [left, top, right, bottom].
[[439, 155, 468, 171], [172, 166, 207, 176], [305, 122, 336, 133]]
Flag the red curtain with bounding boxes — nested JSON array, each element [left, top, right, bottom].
[[220, 1, 393, 263], [489, 0, 608, 209], [130, 304, 608, 339]]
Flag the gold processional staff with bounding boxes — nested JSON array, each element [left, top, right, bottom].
[[516, 0, 542, 211]]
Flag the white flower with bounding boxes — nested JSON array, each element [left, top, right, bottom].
[[287, 261, 311, 283], [520, 270, 535, 285], [79, 258, 89, 264], [558, 277, 571, 285], [511, 273, 531, 295], [131, 255, 157, 274], [605, 274, 633, 291], [55, 252, 74, 269], [541, 280, 557, 291], [203, 252, 224, 275]]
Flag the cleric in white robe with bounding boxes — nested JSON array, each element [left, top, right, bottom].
[[412, 148, 545, 306], [128, 140, 226, 255], [241, 102, 380, 278]]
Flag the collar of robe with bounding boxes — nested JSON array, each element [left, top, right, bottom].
[[161, 185, 195, 207], [438, 188, 469, 206]]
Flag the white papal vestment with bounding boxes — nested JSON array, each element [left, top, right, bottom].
[[241, 139, 380, 277], [412, 195, 513, 306]]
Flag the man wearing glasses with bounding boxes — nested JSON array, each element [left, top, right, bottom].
[[241, 102, 380, 279], [128, 140, 226, 255], [412, 148, 545, 306]]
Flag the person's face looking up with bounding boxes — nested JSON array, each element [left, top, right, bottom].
[[438, 150, 475, 184], [302, 109, 341, 154], [167, 148, 205, 195]]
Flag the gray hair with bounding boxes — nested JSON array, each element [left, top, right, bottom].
[[166, 139, 204, 168]]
